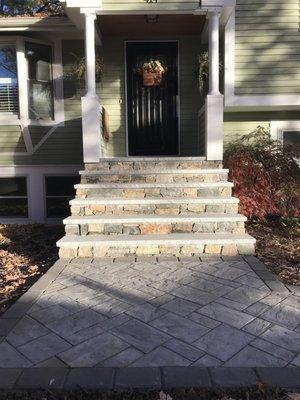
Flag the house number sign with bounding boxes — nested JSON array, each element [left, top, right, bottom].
[[144, 0, 158, 3]]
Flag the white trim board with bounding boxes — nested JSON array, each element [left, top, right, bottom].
[[270, 120, 300, 142]]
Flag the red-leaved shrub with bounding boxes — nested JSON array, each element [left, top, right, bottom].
[[224, 126, 300, 220]]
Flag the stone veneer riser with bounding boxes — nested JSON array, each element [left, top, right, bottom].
[[70, 202, 240, 216], [65, 220, 246, 236], [76, 186, 233, 199], [58, 242, 255, 258], [80, 172, 228, 184]]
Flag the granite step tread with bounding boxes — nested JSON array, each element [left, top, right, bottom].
[[75, 182, 234, 189], [57, 233, 256, 247], [80, 169, 229, 175], [70, 197, 239, 205], [89, 157, 207, 161], [64, 213, 247, 224]]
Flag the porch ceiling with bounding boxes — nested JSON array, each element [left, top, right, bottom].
[[97, 15, 206, 37]]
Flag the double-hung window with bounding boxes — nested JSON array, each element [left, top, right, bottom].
[[25, 41, 54, 121], [0, 37, 62, 124], [0, 44, 19, 116]]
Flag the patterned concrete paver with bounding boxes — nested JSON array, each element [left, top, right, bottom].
[[0, 257, 299, 368]]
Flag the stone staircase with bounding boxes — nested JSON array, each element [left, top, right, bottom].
[[57, 157, 256, 258]]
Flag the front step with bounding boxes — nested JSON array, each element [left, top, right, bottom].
[[64, 214, 246, 236], [85, 158, 221, 171], [70, 197, 240, 216], [75, 182, 233, 199], [58, 157, 256, 259], [80, 169, 228, 184], [57, 233, 256, 258]]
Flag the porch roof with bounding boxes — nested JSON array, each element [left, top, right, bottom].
[[0, 16, 77, 32]]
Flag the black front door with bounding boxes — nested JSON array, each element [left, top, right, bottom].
[[126, 42, 179, 156]]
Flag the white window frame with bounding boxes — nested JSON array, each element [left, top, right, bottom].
[[270, 121, 300, 143], [0, 36, 64, 126]]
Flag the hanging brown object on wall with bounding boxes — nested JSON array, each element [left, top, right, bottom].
[[139, 60, 166, 87], [102, 106, 110, 142]]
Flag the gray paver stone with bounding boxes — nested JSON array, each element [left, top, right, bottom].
[[101, 348, 144, 367], [6, 316, 50, 347], [115, 367, 161, 388], [0, 341, 32, 368], [150, 312, 210, 343], [65, 368, 114, 389], [193, 355, 222, 367], [261, 304, 300, 330], [0, 368, 22, 389], [131, 347, 190, 367], [112, 319, 170, 353], [193, 325, 254, 362], [16, 368, 68, 389], [163, 366, 211, 388], [59, 332, 129, 367], [198, 303, 254, 329], [256, 367, 300, 388], [164, 338, 205, 362], [126, 303, 168, 322], [225, 346, 287, 367], [261, 325, 300, 352], [210, 367, 258, 387], [18, 333, 71, 364]]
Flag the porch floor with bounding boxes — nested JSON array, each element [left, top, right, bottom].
[[1, 256, 299, 370]]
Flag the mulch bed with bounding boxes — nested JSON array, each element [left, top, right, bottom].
[[0, 224, 63, 316], [0, 388, 298, 400], [247, 218, 300, 286]]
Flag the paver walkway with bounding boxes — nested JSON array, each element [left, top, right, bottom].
[[1, 256, 300, 369]]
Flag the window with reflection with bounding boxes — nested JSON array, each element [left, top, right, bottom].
[[0, 44, 19, 115], [45, 176, 79, 218], [0, 177, 28, 217], [25, 42, 54, 120]]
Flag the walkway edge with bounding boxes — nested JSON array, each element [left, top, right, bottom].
[[0, 367, 299, 390]]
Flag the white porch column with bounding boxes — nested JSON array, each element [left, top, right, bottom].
[[208, 11, 220, 96], [205, 10, 224, 161], [81, 9, 102, 162]]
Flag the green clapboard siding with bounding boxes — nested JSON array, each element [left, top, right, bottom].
[[235, 0, 300, 95], [224, 111, 300, 147], [100, 36, 204, 157], [0, 125, 26, 153], [102, 0, 199, 12]]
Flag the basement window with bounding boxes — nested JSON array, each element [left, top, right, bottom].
[[45, 176, 79, 218], [0, 177, 28, 218]]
